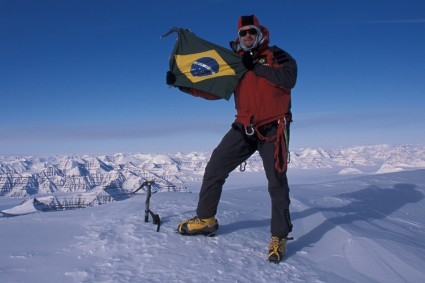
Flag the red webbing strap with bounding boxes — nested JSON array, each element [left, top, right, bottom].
[[255, 118, 289, 173]]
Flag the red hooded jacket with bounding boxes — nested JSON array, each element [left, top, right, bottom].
[[189, 24, 297, 129]]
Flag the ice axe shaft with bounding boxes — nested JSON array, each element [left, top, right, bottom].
[[144, 181, 152, 222], [134, 181, 160, 232]]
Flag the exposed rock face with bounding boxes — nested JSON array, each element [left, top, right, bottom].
[[1, 145, 425, 198], [0, 153, 198, 198]]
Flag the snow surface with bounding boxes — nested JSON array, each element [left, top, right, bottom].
[[1, 169, 425, 283]]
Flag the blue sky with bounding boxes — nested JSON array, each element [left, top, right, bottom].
[[1, 0, 424, 155]]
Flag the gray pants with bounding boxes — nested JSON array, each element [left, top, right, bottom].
[[196, 123, 293, 238]]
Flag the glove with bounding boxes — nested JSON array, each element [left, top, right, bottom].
[[242, 52, 256, 70], [166, 71, 176, 85]]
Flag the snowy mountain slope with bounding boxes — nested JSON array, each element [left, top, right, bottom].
[[0, 169, 424, 283], [1, 144, 424, 198]]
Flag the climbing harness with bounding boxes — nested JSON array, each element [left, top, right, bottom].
[[254, 117, 291, 173]]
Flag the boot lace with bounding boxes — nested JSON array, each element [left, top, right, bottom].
[[269, 237, 289, 257], [188, 216, 203, 224]]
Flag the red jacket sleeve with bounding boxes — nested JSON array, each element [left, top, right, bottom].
[[180, 87, 222, 100]]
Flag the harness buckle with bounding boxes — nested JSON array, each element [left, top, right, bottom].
[[244, 125, 255, 136]]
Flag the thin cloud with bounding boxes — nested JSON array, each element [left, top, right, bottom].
[[326, 19, 425, 25], [359, 19, 425, 24]]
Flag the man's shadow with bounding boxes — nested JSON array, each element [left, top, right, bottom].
[[288, 183, 424, 257]]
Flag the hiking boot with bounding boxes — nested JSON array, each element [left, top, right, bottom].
[[268, 236, 288, 263], [177, 216, 218, 236]]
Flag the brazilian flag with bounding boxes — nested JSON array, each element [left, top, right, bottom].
[[164, 28, 247, 100]]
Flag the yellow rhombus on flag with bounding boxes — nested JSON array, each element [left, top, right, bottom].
[[174, 50, 236, 83]]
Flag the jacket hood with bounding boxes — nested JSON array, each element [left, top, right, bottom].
[[230, 25, 270, 54]]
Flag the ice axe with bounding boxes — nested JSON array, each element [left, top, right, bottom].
[[132, 181, 160, 232]]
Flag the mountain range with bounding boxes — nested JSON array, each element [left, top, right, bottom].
[[1, 144, 424, 202]]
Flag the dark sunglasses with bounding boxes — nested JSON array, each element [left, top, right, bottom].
[[239, 28, 258, 37]]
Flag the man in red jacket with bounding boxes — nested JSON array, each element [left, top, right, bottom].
[[167, 15, 297, 263]]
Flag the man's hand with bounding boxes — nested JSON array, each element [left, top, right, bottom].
[[242, 52, 256, 70]]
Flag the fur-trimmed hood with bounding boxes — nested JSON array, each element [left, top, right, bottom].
[[230, 15, 270, 55]]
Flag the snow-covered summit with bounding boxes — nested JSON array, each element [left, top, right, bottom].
[[1, 168, 424, 282]]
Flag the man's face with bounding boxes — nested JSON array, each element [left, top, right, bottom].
[[239, 26, 258, 49]]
